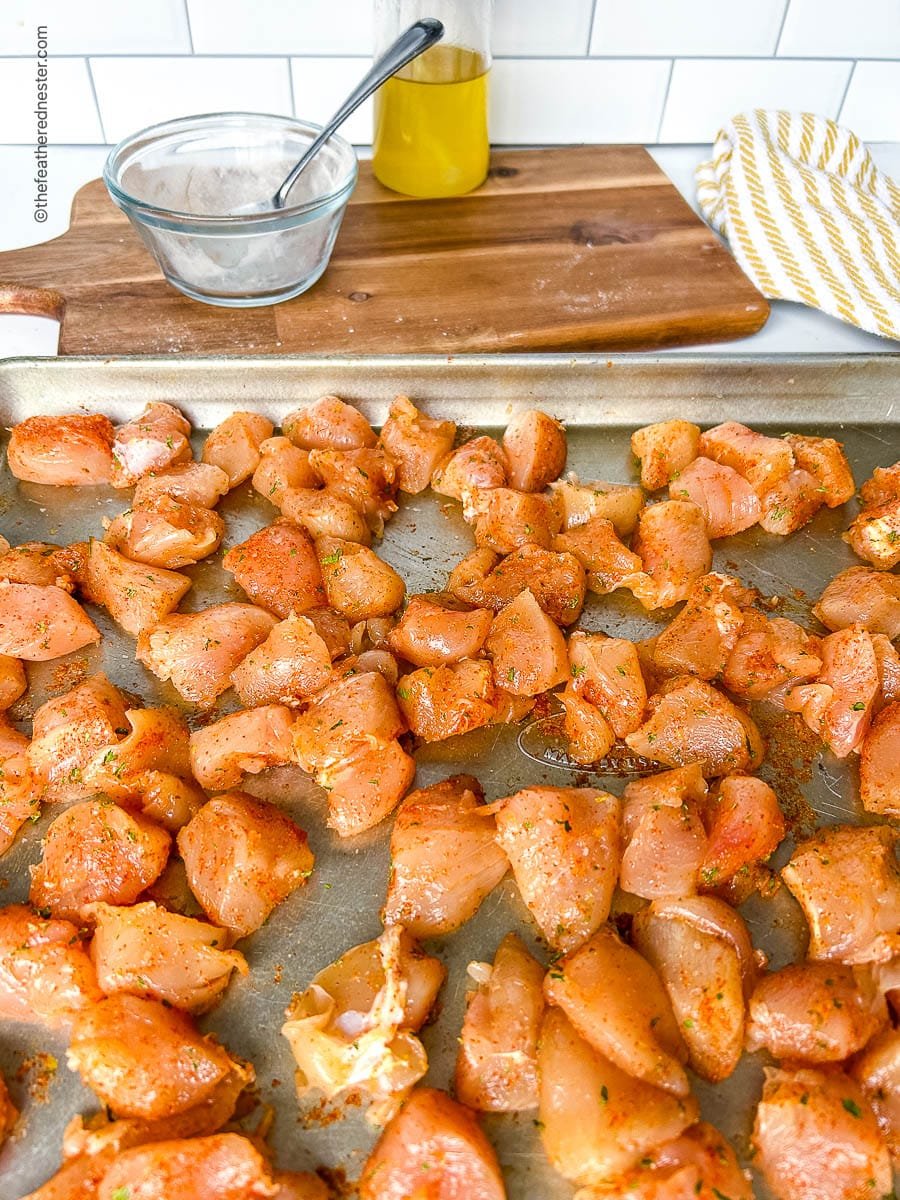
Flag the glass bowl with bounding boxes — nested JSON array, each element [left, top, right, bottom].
[[103, 112, 358, 307]]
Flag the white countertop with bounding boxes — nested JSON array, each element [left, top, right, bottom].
[[1, 143, 899, 359]]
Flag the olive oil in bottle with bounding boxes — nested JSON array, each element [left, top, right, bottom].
[[373, 43, 490, 198]]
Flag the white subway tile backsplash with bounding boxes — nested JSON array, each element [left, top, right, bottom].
[[660, 58, 852, 142], [779, 0, 900, 59], [494, 0, 594, 57], [840, 61, 900, 140], [90, 57, 293, 143], [591, 0, 787, 57], [290, 59, 374, 144], [490, 58, 671, 144], [187, 0, 373, 55], [0, 57, 102, 144], [1, 0, 190, 56]]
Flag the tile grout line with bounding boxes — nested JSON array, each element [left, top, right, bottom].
[[84, 58, 108, 145], [655, 58, 676, 143], [2, 51, 894, 62], [286, 56, 297, 118], [182, 0, 196, 54], [585, 0, 600, 55], [773, 0, 792, 56], [835, 60, 857, 122]]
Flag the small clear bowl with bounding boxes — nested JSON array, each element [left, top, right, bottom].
[[104, 112, 358, 307]]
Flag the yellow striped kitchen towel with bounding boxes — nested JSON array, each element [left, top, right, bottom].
[[696, 110, 900, 340]]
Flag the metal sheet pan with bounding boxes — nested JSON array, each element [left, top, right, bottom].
[[0, 352, 898, 1199]]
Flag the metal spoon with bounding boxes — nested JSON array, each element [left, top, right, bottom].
[[235, 17, 444, 215]]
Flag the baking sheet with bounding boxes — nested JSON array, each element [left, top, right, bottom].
[[0, 352, 898, 1199]]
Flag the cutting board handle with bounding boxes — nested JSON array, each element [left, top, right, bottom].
[[0, 282, 65, 322]]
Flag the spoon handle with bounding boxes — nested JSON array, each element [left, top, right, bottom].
[[275, 17, 444, 209]]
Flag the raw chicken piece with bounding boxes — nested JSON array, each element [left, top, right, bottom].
[[758, 467, 825, 535], [559, 682, 615, 765], [280, 486, 372, 544], [0, 719, 38, 855], [283, 394, 376, 451], [68, 538, 191, 638], [388, 592, 492, 666], [30, 799, 171, 922], [8, 413, 115, 485], [537, 1008, 697, 1187], [860, 461, 900, 507], [631, 419, 700, 491], [132, 460, 230, 508], [874, 632, 900, 702], [722, 611, 823, 701], [382, 775, 508, 937], [845, 497, 900, 569], [178, 792, 313, 938], [0, 654, 25, 710], [814, 565, 900, 639], [68, 993, 240, 1120], [396, 658, 496, 741], [360, 1087, 505, 1200], [784, 624, 879, 756], [0, 904, 101, 1027], [88, 900, 247, 1013], [549, 477, 645, 537], [451, 542, 586, 624], [431, 435, 508, 499], [784, 433, 855, 506], [545, 925, 689, 1096], [316, 536, 405, 620], [282, 925, 444, 1125], [105, 494, 224, 568], [554, 515, 644, 595], [568, 631, 647, 737], [0, 1071, 16, 1147], [583, 1122, 752, 1200], [634, 897, 754, 1083], [746, 962, 886, 1063], [97, 1134, 278, 1200], [502, 408, 567, 492], [323, 738, 416, 837], [0, 579, 100, 659], [308, 446, 398, 526], [223, 522, 326, 618], [136, 603, 277, 705], [293, 668, 404, 772], [27, 673, 129, 802], [652, 573, 753, 681], [251, 436, 319, 506], [851, 1027, 900, 1158], [231, 613, 333, 707], [670, 456, 761, 538], [484, 588, 568, 696], [860, 701, 900, 817], [0, 541, 75, 590], [189, 704, 295, 790], [625, 676, 765, 776], [620, 764, 708, 900], [698, 420, 794, 494], [272, 1171, 330, 1200], [305, 606, 352, 658], [455, 932, 544, 1112], [493, 786, 620, 953], [782, 825, 900, 964], [111, 402, 193, 488], [629, 500, 713, 609], [379, 394, 456, 494], [699, 774, 785, 890], [201, 411, 274, 488], [468, 489, 561, 553], [752, 1067, 891, 1200]]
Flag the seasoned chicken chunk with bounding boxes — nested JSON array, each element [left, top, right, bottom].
[[851, 1027, 900, 1159], [784, 433, 855, 507], [0, 719, 38, 855], [0, 540, 76, 590], [201, 411, 274, 488], [594, 1122, 752, 1200], [68, 538, 191, 638], [670, 456, 760, 538], [485, 588, 568, 696], [8, 413, 115, 485], [722, 612, 823, 702], [136, 602, 277, 706], [324, 738, 416, 837], [280, 485, 373, 544], [860, 701, 900, 817], [396, 658, 496, 742], [231, 612, 333, 707], [550, 477, 645, 537], [251, 436, 319, 507], [502, 408, 567, 492], [97, 1134, 278, 1200], [359, 1087, 506, 1200], [699, 420, 794, 495], [378, 395, 456, 494], [178, 792, 313, 938], [0, 904, 101, 1028], [860, 460, 900, 507], [493, 786, 620, 953], [620, 765, 708, 900], [293, 668, 404, 772], [468, 487, 561, 554], [568, 631, 647, 737], [388, 592, 492, 667], [631, 419, 700, 491], [0, 579, 100, 659], [223, 522, 326, 618], [189, 704, 295, 790], [111, 402, 193, 488], [308, 446, 397, 526], [105, 494, 224, 569], [455, 932, 544, 1112], [628, 500, 713, 609], [382, 775, 508, 938], [432, 435, 508, 499], [813, 566, 900, 639], [554, 515, 643, 596], [700, 774, 785, 892], [132, 460, 230, 508], [845, 497, 900, 570], [283, 394, 376, 451], [316, 536, 405, 620], [652, 572, 753, 682], [758, 467, 825, 535], [451, 542, 586, 625], [784, 624, 878, 757], [27, 673, 129, 802]]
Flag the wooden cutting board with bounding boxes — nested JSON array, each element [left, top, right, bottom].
[[0, 146, 768, 355]]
